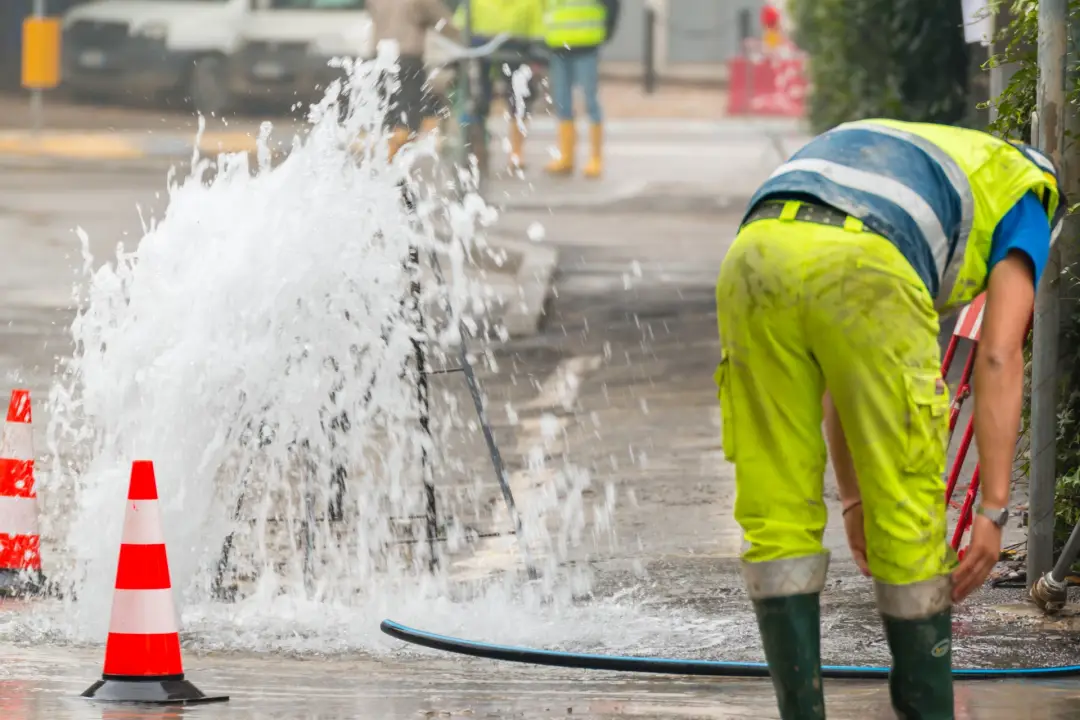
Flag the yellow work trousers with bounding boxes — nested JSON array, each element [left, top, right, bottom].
[[715, 205, 956, 586]]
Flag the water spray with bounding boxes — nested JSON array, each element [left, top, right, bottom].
[[205, 138, 535, 600]]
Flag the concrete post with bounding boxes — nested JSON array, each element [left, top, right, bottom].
[[1027, 0, 1068, 590], [988, 2, 1029, 126]]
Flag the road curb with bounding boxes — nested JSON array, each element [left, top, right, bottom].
[[496, 185, 753, 216], [0, 118, 809, 162], [0, 130, 268, 159], [0, 130, 759, 217], [494, 236, 559, 338], [0, 154, 754, 218]]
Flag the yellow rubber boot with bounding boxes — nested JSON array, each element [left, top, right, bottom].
[[583, 123, 603, 179], [420, 115, 444, 154], [388, 126, 413, 162], [508, 120, 527, 171], [545, 121, 575, 175]]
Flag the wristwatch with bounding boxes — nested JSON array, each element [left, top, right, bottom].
[[975, 504, 1010, 529]]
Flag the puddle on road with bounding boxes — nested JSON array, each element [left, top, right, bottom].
[[4, 643, 1080, 720]]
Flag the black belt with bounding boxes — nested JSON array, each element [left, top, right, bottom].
[[743, 199, 855, 229]]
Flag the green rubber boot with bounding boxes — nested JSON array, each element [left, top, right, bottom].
[[752, 593, 826, 720], [882, 609, 954, 719]]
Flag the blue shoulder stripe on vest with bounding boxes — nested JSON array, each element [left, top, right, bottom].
[[744, 172, 941, 297], [791, 128, 963, 240], [741, 127, 967, 299]]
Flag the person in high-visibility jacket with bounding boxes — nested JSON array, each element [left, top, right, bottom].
[[452, 0, 544, 170], [715, 120, 1064, 720], [543, 0, 620, 179], [368, 0, 459, 161]]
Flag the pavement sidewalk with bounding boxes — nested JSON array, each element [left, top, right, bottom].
[[0, 80, 731, 129], [0, 80, 799, 162], [0, 82, 805, 342], [0, 162, 559, 343]]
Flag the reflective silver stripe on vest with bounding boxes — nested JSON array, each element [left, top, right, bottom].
[[1021, 146, 1057, 174], [548, 20, 605, 29], [1051, 205, 1066, 246], [768, 158, 952, 282], [838, 121, 975, 307]]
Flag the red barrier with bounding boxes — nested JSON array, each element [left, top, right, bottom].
[[942, 294, 1033, 557], [727, 53, 807, 118]]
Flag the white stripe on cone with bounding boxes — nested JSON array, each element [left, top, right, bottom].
[[955, 306, 974, 338], [107, 589, 180, 636], [0, 496, 39, 536], [954, 296, 986, 340], [0, 424, 33, 462], [120, 500, 167, 545]]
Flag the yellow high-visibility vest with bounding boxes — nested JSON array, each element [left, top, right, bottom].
[[543, 0, 607, 49]]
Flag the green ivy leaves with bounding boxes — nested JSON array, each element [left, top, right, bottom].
[[788, 0, 972, 133]]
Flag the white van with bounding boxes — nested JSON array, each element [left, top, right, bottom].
[[61, 0, 251, 115], [226, 0, 458, 113]]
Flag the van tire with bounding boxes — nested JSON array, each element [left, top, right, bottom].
[[189, 54, 232, 117]]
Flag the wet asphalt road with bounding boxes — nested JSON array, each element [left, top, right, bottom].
[[0, 159, 1079, 718], [7, 639, 1080, 720]]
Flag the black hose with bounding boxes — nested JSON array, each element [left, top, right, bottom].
[[380, 619, 1080, 680]]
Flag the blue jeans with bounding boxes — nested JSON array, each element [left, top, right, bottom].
[[548, 50, 602, 124]]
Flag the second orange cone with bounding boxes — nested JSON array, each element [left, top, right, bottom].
[[82, 460, 228, 705], [0, 389, 45, 598]]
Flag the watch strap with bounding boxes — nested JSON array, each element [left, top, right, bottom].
[[975, 504, 1009, 527]]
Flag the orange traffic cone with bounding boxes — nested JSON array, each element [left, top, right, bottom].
[[82, 461, 228, 705], [0, 389, 45, 598]]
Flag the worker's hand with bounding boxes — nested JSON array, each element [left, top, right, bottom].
[[842, 502, 871, 577], [951, 514, 1003, 603]]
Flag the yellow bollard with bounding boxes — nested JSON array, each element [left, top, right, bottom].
[[22, 17, 62, 90], [22, 16, 61, 132], [21, 17, 61, 89]]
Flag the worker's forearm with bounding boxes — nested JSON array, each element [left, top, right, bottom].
[[973, 349, 1025, 508], [823, 392, 860, 504]]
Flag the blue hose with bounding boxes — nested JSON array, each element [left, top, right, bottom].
[[381, 619, 1080, 679]]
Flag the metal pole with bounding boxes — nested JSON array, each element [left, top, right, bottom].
[[1027, 0, 1068, 590], [458, 335, 537, 579], [988, 2, 1013, 125], [1062, 8, 1080, 274], [459, 0, 489, 190], [737, 8, 753, 111], [455, 0, 473, 169], [397, 184, 439, 572], [409, 242, 439, 572], [643, 5, 656, 94], [1049, 515, 1080, 583], [30, 0, 45, 134]]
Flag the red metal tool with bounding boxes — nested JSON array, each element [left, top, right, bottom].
[[941, 294, 1033, 557]]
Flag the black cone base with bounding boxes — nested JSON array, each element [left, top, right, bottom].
[[81, 676, 229, 705], [0, 568, 45, 599]]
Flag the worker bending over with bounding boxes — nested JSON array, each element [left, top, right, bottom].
[[715, 120, 1064, 719]]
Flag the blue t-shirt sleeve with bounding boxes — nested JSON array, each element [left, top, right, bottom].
[[988, 190, 1051, 288]]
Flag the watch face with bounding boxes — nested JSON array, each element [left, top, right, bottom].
[[978, 506, 1008, 527]]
